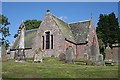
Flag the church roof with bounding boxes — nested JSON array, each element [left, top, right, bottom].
[[24, 29, 37, 48], [51, 14, 91, 44], [51, 15, 75, 43], [69, 20, 91, 44], [10, 29, 37, 49]]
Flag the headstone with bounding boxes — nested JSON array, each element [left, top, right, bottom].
[[96, 54, 105, 66], [14, 49, 25, 62], [2, 44, 7, 62], [90, 44, 97, 61], [84, 53, 88, 60], [86, 44, 98, 65], [34, 48, 43, 63], [65, 46, 75, 64], [59, 53, 65, 61], [104, 44, 112, 61]]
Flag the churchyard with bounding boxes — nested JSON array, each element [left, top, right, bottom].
[[2, 57, 118, 78]]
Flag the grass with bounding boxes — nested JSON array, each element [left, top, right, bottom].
[[2, 57, 118, 78]]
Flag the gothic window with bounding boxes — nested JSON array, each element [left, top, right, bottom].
[[46, 31, 50, 49]]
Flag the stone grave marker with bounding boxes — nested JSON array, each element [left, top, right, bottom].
[[34, 48, 43, 63], [59, 53, 65, 61], [104, 44, 112, 61], [65, 46, 75, 64], [96, 54, 105, 66], [2, 44, 7, 62]]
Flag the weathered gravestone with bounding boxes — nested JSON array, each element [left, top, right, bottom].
[[2, 44, 7, 62], [86, 45, 97, 65], [34, 48, 43, 63], [15, 23, 26, 62], [96, 54, 105, 66], [104, 44, 112, 62], [65, 46, 75, 64], [90, 44, 97, 61], [59, 53, 65, 61], [14, 50, 26, 62]]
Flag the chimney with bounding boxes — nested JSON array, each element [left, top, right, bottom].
[[46, 9, 50, 14]]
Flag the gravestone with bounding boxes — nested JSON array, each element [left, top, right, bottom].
[[90, 44, 97, 61], [84, 53, 88, 60], [86, 44, 98, 65], [59, 53, 65, 61], [34, 48, 43, 63], [2, 44, 7, 62], [15, 49, 26, 62], [96, 54, 105, 66], [104, 44, 112, 61], [65, 46, 75, 64], [15, 23, 26, 62]]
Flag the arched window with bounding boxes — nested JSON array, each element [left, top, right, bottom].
[[45, 31, 50, 49], [42, 31, 53, 50]]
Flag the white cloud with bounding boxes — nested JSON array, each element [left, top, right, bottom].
[[59, 16, 68, 21]]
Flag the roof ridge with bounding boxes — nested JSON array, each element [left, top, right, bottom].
[[52, 14, 68, 25], [69, 19, 91, 24], [26, 28, 38, 32]]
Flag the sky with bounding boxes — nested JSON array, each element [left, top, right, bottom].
[[2, 2, 118, 46]]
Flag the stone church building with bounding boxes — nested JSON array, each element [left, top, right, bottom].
[[9, 10, 100, 61]]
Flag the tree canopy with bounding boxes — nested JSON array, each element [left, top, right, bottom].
[[0, 14, 11, 48], [14, 19, 42, 38], [96, 12, 120, 55], [96, 12, 120, 47]]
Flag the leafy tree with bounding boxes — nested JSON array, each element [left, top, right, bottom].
[[0, 14, 10, 48], [14, 19, 42, 38], [96, 12, 120, 54], [25, 20, 42, 30]]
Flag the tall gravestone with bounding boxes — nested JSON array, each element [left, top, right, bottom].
[[15, 23, 26, 62], [65, 46, 75, 64], [90, 44, 97, 61], [2, 44, 7, 62], [86, 44, 99, 65], [19, 24, 25, 60]]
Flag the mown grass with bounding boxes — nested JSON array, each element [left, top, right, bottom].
[[2, 57, 118, 78]]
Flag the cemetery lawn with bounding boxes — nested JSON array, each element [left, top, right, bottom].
[[2, 57, 118, 78]]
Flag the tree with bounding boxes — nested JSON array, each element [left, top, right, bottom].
[[0, 14, 11, 48], [14, 19, 42, 38], [96, 12, 120, 54]]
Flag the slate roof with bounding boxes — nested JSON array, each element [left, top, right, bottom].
[[10, 29, 37, 49], [51, 14, 91, 44], [25, 29, 37, 48], [69, 20, 91, 44], [51, 15, 75, 43]]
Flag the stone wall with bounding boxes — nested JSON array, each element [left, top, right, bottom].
[[104, 43, 119, 64]]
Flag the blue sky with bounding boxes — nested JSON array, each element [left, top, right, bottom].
[[2, 2, 118, 45]]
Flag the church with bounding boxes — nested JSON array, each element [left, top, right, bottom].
[[9, 10, 100, 61]]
